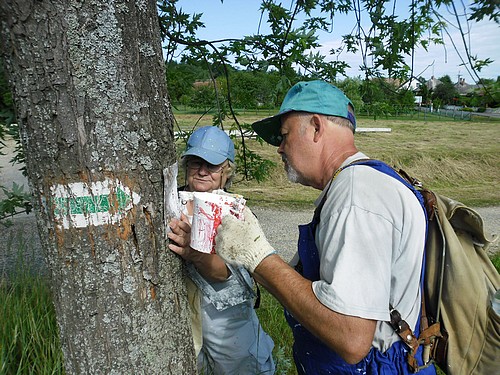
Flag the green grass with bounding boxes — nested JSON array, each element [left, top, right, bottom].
[[491, 252, 500, 275], [256, 289, 295, 374], [173, 111, 500, 208], [1, 270, 64, 374], [2, 114, 499, 374], [232, 118, 499, 208]]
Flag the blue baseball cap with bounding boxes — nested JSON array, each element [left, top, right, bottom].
[[252, 80, 356, 146], [182, 126, 235, 164]]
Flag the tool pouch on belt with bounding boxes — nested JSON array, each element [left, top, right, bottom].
[[389, 305, 446, 372]]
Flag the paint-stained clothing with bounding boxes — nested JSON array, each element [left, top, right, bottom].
[[192, 265, 275, 375], [180, 191, 275, 375], [285, 152, 436, 374]]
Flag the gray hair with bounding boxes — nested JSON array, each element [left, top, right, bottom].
[[222, 160, 236, 189], [291, 109, 356, 134], [326, 104, 355, 133]]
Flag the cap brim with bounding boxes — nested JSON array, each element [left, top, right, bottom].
[[182, 148, 228, 165], [252, 110, 293, 146]]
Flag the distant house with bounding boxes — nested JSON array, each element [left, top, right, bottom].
[[426, 76, 480, 95], [426, 76, 442, 90], [454, 78, 480, 95], [371, 77, 419, 91]]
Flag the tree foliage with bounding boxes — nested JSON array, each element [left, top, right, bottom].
[[159, 0, 497, 84], [431, 75, 460, 106], [156, 0, 497, 179], [468, 0, 500, 23], [0, 60, 29, 225]]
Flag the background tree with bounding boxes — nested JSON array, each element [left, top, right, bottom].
[[190, 83, 217, 112], [165, 60, 202, 104], [470, 77, 500, 109], [161, 1, 497, 88], [416, 77, 432, 105], [227, 70, 280, 110], [432, 75, 461, 107], [0, 0, 196, 373], [157, 0, 497, 145]]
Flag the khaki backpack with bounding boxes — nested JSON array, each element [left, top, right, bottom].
[[423, 193, 499, 374], [348, 160, 500, 374]]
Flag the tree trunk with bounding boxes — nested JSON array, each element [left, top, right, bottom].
[[0, 0, 196, 373]]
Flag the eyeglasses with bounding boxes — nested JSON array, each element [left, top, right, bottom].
[[187, 159, 227, 174]]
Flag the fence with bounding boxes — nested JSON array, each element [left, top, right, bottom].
[[415, 107, 472, 121]]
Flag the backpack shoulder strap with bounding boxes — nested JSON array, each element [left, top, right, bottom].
[[342, 159, 428, 216], [342, 159, 442, 372]]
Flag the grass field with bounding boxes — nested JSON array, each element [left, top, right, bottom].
[[1, 112, 499, 374], [175, 111, 500, 208]]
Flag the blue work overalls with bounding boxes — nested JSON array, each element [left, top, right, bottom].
[[284, 160, 437, 375]]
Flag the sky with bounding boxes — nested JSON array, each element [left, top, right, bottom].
[[173, 0, 499, 83]]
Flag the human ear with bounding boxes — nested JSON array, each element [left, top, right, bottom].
[[311, 114, 324, 142]]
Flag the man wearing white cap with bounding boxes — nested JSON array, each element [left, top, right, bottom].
[[167, 126, 275, 375], [214, 81, 436, 374]]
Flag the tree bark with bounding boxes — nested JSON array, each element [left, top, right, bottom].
[[0, 0, 196, 373]]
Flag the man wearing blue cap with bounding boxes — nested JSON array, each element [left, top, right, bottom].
[[167, 126, 275, 375], [214, 81, 436, 374]]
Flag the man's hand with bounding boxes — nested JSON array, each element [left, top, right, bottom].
[[215, 207, 275, 273]]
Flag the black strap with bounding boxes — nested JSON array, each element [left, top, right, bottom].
[[253, 282, 261, 309]]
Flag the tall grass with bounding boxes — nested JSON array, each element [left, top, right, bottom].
[[0, 270, 63, 374], [255, 289, 295, 374]]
